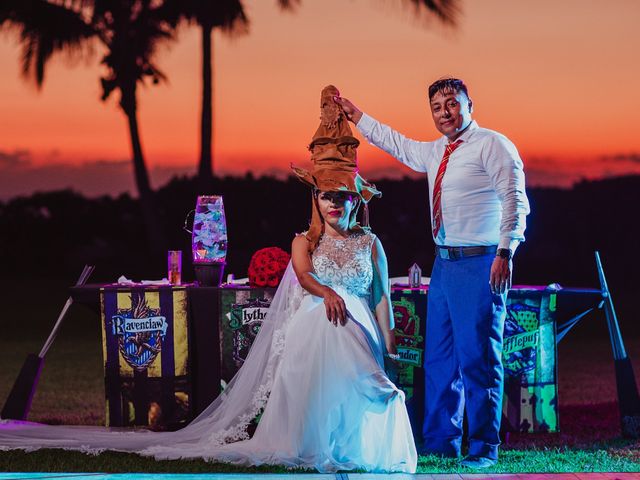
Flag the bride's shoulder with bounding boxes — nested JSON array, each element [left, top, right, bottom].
[[293, 231, 309, 241], [292, 232, 309, 249], [355, 228, 377, 243]]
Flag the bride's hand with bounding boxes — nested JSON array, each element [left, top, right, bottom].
[[321, 287, 347, 326], [384, 332, 398, 357], [384, 338, 401, 381]]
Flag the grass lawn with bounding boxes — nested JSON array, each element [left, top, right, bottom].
[[0, 445, 638, 474], [1, 279, 639, 473]]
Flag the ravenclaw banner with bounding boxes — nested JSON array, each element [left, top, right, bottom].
[[100, 286, 190, 430]]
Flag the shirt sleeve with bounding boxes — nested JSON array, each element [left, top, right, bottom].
[[356, 113, 431, 173], [482, 134, 531, 251]]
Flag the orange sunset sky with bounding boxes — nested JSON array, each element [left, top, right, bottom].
[[1, 0, 640, 198]]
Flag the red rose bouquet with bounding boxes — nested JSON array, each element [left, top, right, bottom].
[[248, 247, 291, 287]]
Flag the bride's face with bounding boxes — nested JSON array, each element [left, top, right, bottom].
[[316, 190, 358, 230]]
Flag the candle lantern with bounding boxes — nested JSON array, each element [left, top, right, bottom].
[[186, 195, 228, 286], [408, 263, 422, 288]]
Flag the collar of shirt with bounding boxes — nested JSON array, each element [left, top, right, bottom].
[[439, 120, 479, 147]]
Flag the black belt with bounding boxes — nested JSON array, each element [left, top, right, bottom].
[[435, 245, 497, 260]]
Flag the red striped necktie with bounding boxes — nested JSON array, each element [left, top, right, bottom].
[[431, 139, 463, 238]]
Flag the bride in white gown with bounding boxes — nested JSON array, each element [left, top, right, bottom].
[[0, 86, 417, 473]]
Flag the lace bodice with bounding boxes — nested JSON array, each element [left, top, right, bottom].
[[311, 231, 375, 297]]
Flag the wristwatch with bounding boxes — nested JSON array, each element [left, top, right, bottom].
[[496, 248, 513, 260]]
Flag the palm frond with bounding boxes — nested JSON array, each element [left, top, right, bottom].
[[276, 0, 300, 10], [97, 1, 177, 102], [219, 2, 249, 36], [1, 0, 95, 87], [163, 0, 249, 36], [404, 0, 460, 26]]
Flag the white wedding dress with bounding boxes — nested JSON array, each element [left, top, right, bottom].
[[0, 231, 417, 473]]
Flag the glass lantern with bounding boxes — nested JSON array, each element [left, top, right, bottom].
[[188, 195, 227, 286]]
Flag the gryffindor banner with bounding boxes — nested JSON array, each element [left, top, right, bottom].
[[100, 286, 190, 430], [390, 288, 428, 437]]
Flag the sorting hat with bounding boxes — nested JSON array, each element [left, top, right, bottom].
[[292, 85, 381, 251]]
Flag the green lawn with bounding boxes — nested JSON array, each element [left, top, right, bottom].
[[1, 278, 639, 473], [0, 444, 638, 474]]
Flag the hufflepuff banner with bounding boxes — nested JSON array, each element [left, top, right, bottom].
[[502, 291, 558, 433], [100, 286, 190, 429]]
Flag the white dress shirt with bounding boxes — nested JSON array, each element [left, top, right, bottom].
[[357, 113, 530, 250]]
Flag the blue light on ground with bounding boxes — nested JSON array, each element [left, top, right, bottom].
[[0, 474, 426, 480], [0, 474, 343, 480]]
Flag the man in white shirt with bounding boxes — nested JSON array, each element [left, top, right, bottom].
[[335, 78, 530, 468]]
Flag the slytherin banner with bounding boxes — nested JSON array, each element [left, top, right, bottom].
[[218, 288, 275, 387], [100, 286, 191, 430]]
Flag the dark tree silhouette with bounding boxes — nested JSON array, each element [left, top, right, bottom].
[[0, 0, 175, 251], [165, 0, 457, 184], [163, 0, 249, 184], [402, 0, 459, 25]]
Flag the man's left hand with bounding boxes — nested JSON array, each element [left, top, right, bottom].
[[490, 257, 512, 294]]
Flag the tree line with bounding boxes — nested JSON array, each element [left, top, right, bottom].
[[2, 174, 638, 289], [2, 174, 638, 337]]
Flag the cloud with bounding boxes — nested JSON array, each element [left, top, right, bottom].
[[0, 156, 194, 200], [365, 165, 424, 181], [521, 156, 572, 187], [2, 152, 640, 200], [92, 159, 131, 167], [523, 167, 577, 188], [601, 153, 640, 164], [522, 155, 640, 187], [0, 150, 32, 168]]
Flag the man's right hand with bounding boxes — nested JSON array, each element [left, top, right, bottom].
[[333, 96, 363, 124]]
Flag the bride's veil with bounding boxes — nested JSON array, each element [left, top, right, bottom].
[[167, 261, 303, 445], [0, 262, 303, 456]]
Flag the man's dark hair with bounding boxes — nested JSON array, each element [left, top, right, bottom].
[[428, 78, 469, 101]]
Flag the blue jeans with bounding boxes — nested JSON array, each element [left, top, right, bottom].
[[421, 253, 506, 460]]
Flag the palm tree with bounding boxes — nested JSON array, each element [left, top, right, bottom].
[[98, 1, 174, 201], [1, 0, 175, 250], [175, 0, 456, 183], [162, 0, 249, 184]]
